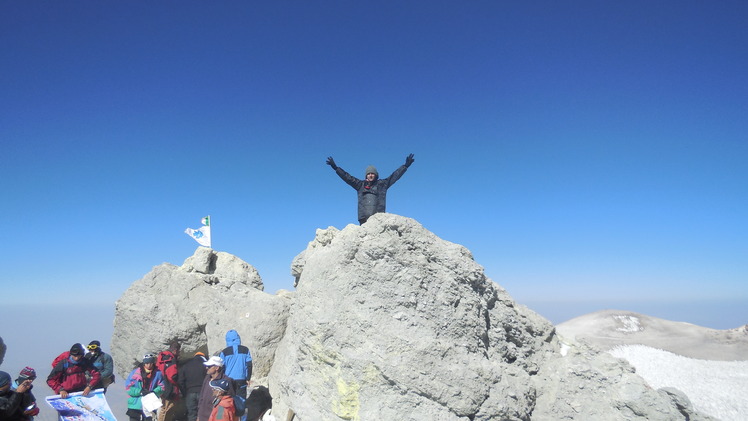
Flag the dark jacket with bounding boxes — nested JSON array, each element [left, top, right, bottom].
[[86, 351, 114, 388], [334, 165, 409, 223], [178, 356, 207, 395], [0, 388, 25, 421], [47, 356, 101, 394], [197, 373, 234, 421], [10, 380, 38, 421]]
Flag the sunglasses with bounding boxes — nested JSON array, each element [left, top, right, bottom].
[[87, 345, 100, 350]]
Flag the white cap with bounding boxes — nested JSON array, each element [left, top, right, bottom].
[[203, 356, 224, 367]]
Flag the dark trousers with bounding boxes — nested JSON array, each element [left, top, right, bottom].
[[184, 392, 200, 421], [233, 380, 247, 399], [127, 408, 152, 421]]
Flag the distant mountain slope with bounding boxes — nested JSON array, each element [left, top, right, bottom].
[[556, 309, 748, 361]]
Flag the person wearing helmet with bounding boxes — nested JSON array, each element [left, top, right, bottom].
[[124, 354, 165, 421], [207, 379, 235, 421], [326, 154, 415, 224]]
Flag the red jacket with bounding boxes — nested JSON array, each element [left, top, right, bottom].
[[47, 357, 101, 394], [208, 395, 235, 421], [157, 350, 181, 399]]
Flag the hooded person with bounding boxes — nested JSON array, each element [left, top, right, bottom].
[[47, 343, 100, 398], [326, 153, 415, 224], [218, 330, 252, 400]]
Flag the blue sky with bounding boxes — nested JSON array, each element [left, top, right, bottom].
[[2, 1, 746, 329]]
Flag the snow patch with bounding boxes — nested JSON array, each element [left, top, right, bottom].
[[613, 315, 643, 332], [609, 344, 748, 421]]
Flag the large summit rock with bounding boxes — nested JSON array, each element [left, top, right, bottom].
[[269, 213, 710, 420], [112, 247, 291, 377]]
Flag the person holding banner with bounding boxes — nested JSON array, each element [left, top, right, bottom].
[[125, 354, 165, 421], [85, 341, 115, 393], [47, 344, 100, 398]]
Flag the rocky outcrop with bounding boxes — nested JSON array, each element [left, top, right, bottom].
[[112, 247, 291, 377], [268, 213, 709, 420], [113, 213, 713, 420]]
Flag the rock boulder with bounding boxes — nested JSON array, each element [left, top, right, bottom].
[[112, 248, 290, 377]]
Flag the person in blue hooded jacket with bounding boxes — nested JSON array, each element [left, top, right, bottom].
[[218, 330, 252, 401]]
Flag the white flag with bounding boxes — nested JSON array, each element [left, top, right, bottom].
[[185, 216, 211, 247]]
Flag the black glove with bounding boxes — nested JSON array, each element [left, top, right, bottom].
[[405, 153, 415, 167], [326, 156, 337, 169]]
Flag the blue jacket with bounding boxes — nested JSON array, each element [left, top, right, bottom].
[[219, 330, 253, 381], [86, 351, 114, 387]]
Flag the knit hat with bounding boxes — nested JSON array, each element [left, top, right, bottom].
[[209, 378, 230, 392], [365, 165, 378, 177], [87, 340, 101, 351], [0, 371, 10, 388], [143, 353, 156, 364], [70, 343, 85, 356], [19, 367, 36, 380]]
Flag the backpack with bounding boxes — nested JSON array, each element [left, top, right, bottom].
[[233, 393, 246, 417], [245, 386, 272, 421], [156, 351, 180, 399], [52, 351, 70, 368]]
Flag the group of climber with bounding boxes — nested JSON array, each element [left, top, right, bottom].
[[119, 329, 272, 421], [0, 339, 114, 421], [0, 330, 271, 421], [122, 329, 267, 421]]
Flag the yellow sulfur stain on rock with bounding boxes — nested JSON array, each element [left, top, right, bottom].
[[332, 377, 361, 420]]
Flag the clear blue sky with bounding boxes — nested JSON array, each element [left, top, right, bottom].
[[2, 1, 746, 329]]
